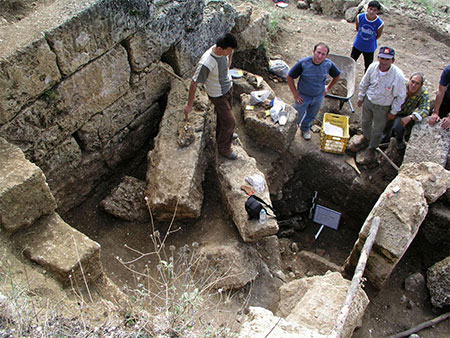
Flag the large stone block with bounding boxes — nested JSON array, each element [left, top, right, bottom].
[[238, 306, 327, 338], [399, 162, 450, 203], [346, 175, 428, 288], [146, 79, 211, 221], [44, 0, 154, 76], [128, 0, 203, 72], [403, 117, 450, 166], [0, 137, 56, 233], [0, 44, 130, 163], [241, 94, 297, 153], [216, 145, 279, 242], [233, 5, 270, 50], [0, 39, 60, 125], [176, 1, 237, 77], [277, 271, 369, 338], [12, 212, 102, 286]]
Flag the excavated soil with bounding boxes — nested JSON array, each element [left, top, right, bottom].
[[2, 0, 450, 337]]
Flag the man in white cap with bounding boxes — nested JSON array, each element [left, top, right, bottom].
[[349, 46, 406, 163]]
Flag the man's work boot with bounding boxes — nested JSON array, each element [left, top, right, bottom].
[[358, 148, 377, 165], [347, 134, 369, 152]]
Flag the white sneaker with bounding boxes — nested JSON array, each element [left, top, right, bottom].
[[302, 131, 311, 140]]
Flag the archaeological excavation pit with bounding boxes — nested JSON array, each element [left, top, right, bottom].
[[1, 0, 450, 336]]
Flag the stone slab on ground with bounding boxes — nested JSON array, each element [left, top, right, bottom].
[[12, 212, 102, 286], [216, 144, 278, 242], [240, 93, 297, 153], [399, 162, 450, 203], [277, 271, 369, 338], [195, 241, 260, 290], [403, 117, 450, 166], [0, 137, 56, 233], [238, 306, 327, 338], [346, 174, 429, 289], [146, 79, 211, 221], [100, 176, 149, 223]]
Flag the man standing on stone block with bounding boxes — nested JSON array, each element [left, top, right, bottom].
[[349, 46, 406, 164], [287, 42, 341, 141], [184, 33, 238, 160]]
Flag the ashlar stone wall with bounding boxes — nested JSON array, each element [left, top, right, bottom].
[[0, 0, 245, 212]]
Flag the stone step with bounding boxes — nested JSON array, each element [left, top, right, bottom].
[[12, 212, 102, 286], [216, 144, 278, 242], [0, 137, 56, 233]]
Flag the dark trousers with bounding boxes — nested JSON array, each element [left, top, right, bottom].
[[351, 47, 374, 73], [382, 116, 414, 144], [436, 90, 450, 118], [209, 88, 235, 156]]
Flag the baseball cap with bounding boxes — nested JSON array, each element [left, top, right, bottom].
[[378, 46, 395, 59]]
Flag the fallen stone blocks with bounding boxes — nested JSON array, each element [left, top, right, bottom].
[[240, 93, 297, 153], [0, 137, 56, 233], [427, 256, 450, 308], [13, 212, 102, 286], [216, 144, 278, 242], [346, 162, 450, 289], [146, 79, 211, 221], [238, 271, 369, 337]]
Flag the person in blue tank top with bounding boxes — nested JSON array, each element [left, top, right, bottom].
[[287, 42, 341, 140], [351, 1, 384, 73]]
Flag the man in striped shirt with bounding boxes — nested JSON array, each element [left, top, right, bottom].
[[184, 33, 238, 160]]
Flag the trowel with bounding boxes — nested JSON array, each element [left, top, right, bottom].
[[344, 154, 361, 175]]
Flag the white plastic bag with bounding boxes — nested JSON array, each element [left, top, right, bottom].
[[269, 59, 290, 80], [245, 174, 266, 193], [249, 90, 270, 105], [269, 97, 285, 123]]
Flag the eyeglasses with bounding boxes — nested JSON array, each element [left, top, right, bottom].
[[379, 57, 392, 60], [410, 80, 422, 85]]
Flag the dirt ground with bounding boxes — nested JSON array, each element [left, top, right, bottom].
[[2, 0, 450, 336]]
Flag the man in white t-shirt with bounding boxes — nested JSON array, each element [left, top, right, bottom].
[[184, 33, 238, 160]]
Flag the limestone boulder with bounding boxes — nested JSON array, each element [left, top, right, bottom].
[[427, 256, 450, 308], [232, 4, 270, 50], [127, 0, 203, 72], [403, 117, 450, 166], [399, 162, 450, 203], [346, 175, 428, 288], [146, 79, 211, 221], [238, 306, 327, 338], [241, 94, 297, 153], [100, 176, 149, 223], [0, 137, 56, 233], [277, 271, 369, 338], [195, 241, 261, 290], [216, 145, 279, 242], [175, 1, 237, 77], [12, 212, 102, 286]]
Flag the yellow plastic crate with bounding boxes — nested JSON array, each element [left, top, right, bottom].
[[320, 113, 349, 154]]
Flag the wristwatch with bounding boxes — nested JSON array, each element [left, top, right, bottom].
[[409, 114, 414, 120]]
